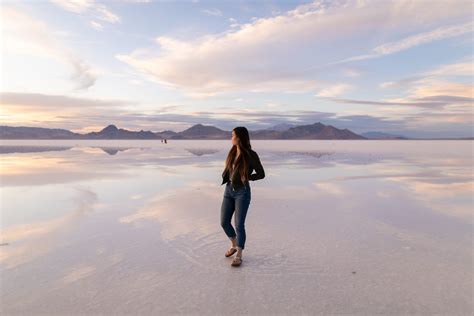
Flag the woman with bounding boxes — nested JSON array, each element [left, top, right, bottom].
[[220, 126, 265, 267]]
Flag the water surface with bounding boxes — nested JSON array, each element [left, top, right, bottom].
[[1, 140, 472, 315]]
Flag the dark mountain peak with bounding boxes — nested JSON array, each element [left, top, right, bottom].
[[100, 125, 119, 133], [181, 124, 223, 133], [279, 121, 366, 139], [178, 123, 228, 139], [265, 123, 296, 131]]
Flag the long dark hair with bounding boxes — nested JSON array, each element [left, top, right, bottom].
[[224, 126, 252, 183]]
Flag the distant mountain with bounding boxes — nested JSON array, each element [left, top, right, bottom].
[[0, 122, 379, 140], [0, 126, 81, 139], [177, 123, 229, 139], [84, 124, 157, 139], [251, 122, 366, 139], [283, 122, 365, 139], [361, 131, 409, 139], [155, 130, 180, 139], [263, 123, 296, 131]]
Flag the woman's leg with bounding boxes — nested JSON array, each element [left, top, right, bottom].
[[220, 193, 236, 241], [234, 188, 251, 253]]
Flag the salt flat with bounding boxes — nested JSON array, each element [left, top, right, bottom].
[[0, 140, 472, 315]]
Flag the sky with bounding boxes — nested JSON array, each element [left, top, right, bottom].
[[0, 0, 473, 137]]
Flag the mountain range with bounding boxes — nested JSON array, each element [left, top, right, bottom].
[[0, 122, 367, 140], [0, 123, 471, 140]]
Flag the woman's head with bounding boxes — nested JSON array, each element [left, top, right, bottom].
[[225, 126, 252, 183], [231, 126, 251, 150]]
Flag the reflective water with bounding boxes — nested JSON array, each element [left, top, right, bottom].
[[1, 140, 472, 314]]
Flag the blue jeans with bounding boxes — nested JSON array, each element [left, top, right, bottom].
[[220, 182, 251, 249]]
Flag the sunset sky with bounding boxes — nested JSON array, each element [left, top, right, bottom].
[[1, 0, 472, 137]]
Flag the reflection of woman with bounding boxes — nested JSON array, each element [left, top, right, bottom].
[[220, 126, 265, 267]]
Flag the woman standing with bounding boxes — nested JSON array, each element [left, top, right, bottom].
[[220, 127, 265, 267]]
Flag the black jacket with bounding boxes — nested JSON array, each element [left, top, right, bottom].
[[221, 149, 265, 190]]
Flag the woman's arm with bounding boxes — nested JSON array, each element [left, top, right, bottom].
[[249, 151, 265, 181]]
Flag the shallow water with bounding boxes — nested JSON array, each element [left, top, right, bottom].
[[1, 140, 472, 315]]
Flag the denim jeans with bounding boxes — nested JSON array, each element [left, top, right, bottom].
[[220, 182, 251, 250]]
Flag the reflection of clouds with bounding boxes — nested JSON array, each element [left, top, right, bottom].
[[388, 177, 473, 220], [319, 159, 473, 220], [57, 251, 124, 286], [0, 153, 130, 187], [119, 181, 221, 241], [0, 186, 99, 268], [321, 170, 443, 182], [60, 265, 97, 284], [401, 180, 473, 198], [313, 182, 346, 195], [7, 141, 467, 189]]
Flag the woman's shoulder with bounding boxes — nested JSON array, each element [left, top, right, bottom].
[[247, 148, 257, 156], [247, 148, 261, 161]]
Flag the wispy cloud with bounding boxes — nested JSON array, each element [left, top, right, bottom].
[[89, 20, 103, 30], [0, 91, 406, 134], [201, 8, 222, 17], [117, 0, 471, 97], [380, 57, 473, 89], [315, 83, 354, 97], [1, 7, 98, 90], [50, 0, 120, 27], [2, 91, 471, 137], [332, 21, 473, 65]]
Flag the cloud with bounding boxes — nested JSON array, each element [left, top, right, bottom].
[[69, 57, 98, 90], [122, 0, 151, 3], [333, 21, 473, 64], [315, 83, 354, 97], [89, 20, 103, 30], [378, 58, 474, 111], [326, 57, 474, 136], [1, 6, 98, 90], [201, 8, 222, 17], [379, 57, 473, 89], [50, 0, 120, 25], [0, 91, 399, 133], [329, 95, 470, 109], [426, 60, 473, 77], [0, 92, 135, 110], [1, 90, 471, 137], [116, 0, 471, 96], [373, 21, 473, 55]]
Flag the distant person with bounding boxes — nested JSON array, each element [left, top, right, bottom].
[[164, 139, 167, 144], [220, 126, 265, 267]]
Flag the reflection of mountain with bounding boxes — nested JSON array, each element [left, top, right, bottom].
[[0, 146, 72, 154], [0, 145, 135, 155], [185, 148, 220, 156], [361, 131, 408, 139], [98, 147, 133, 155], [286, 150, 335, 158]]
